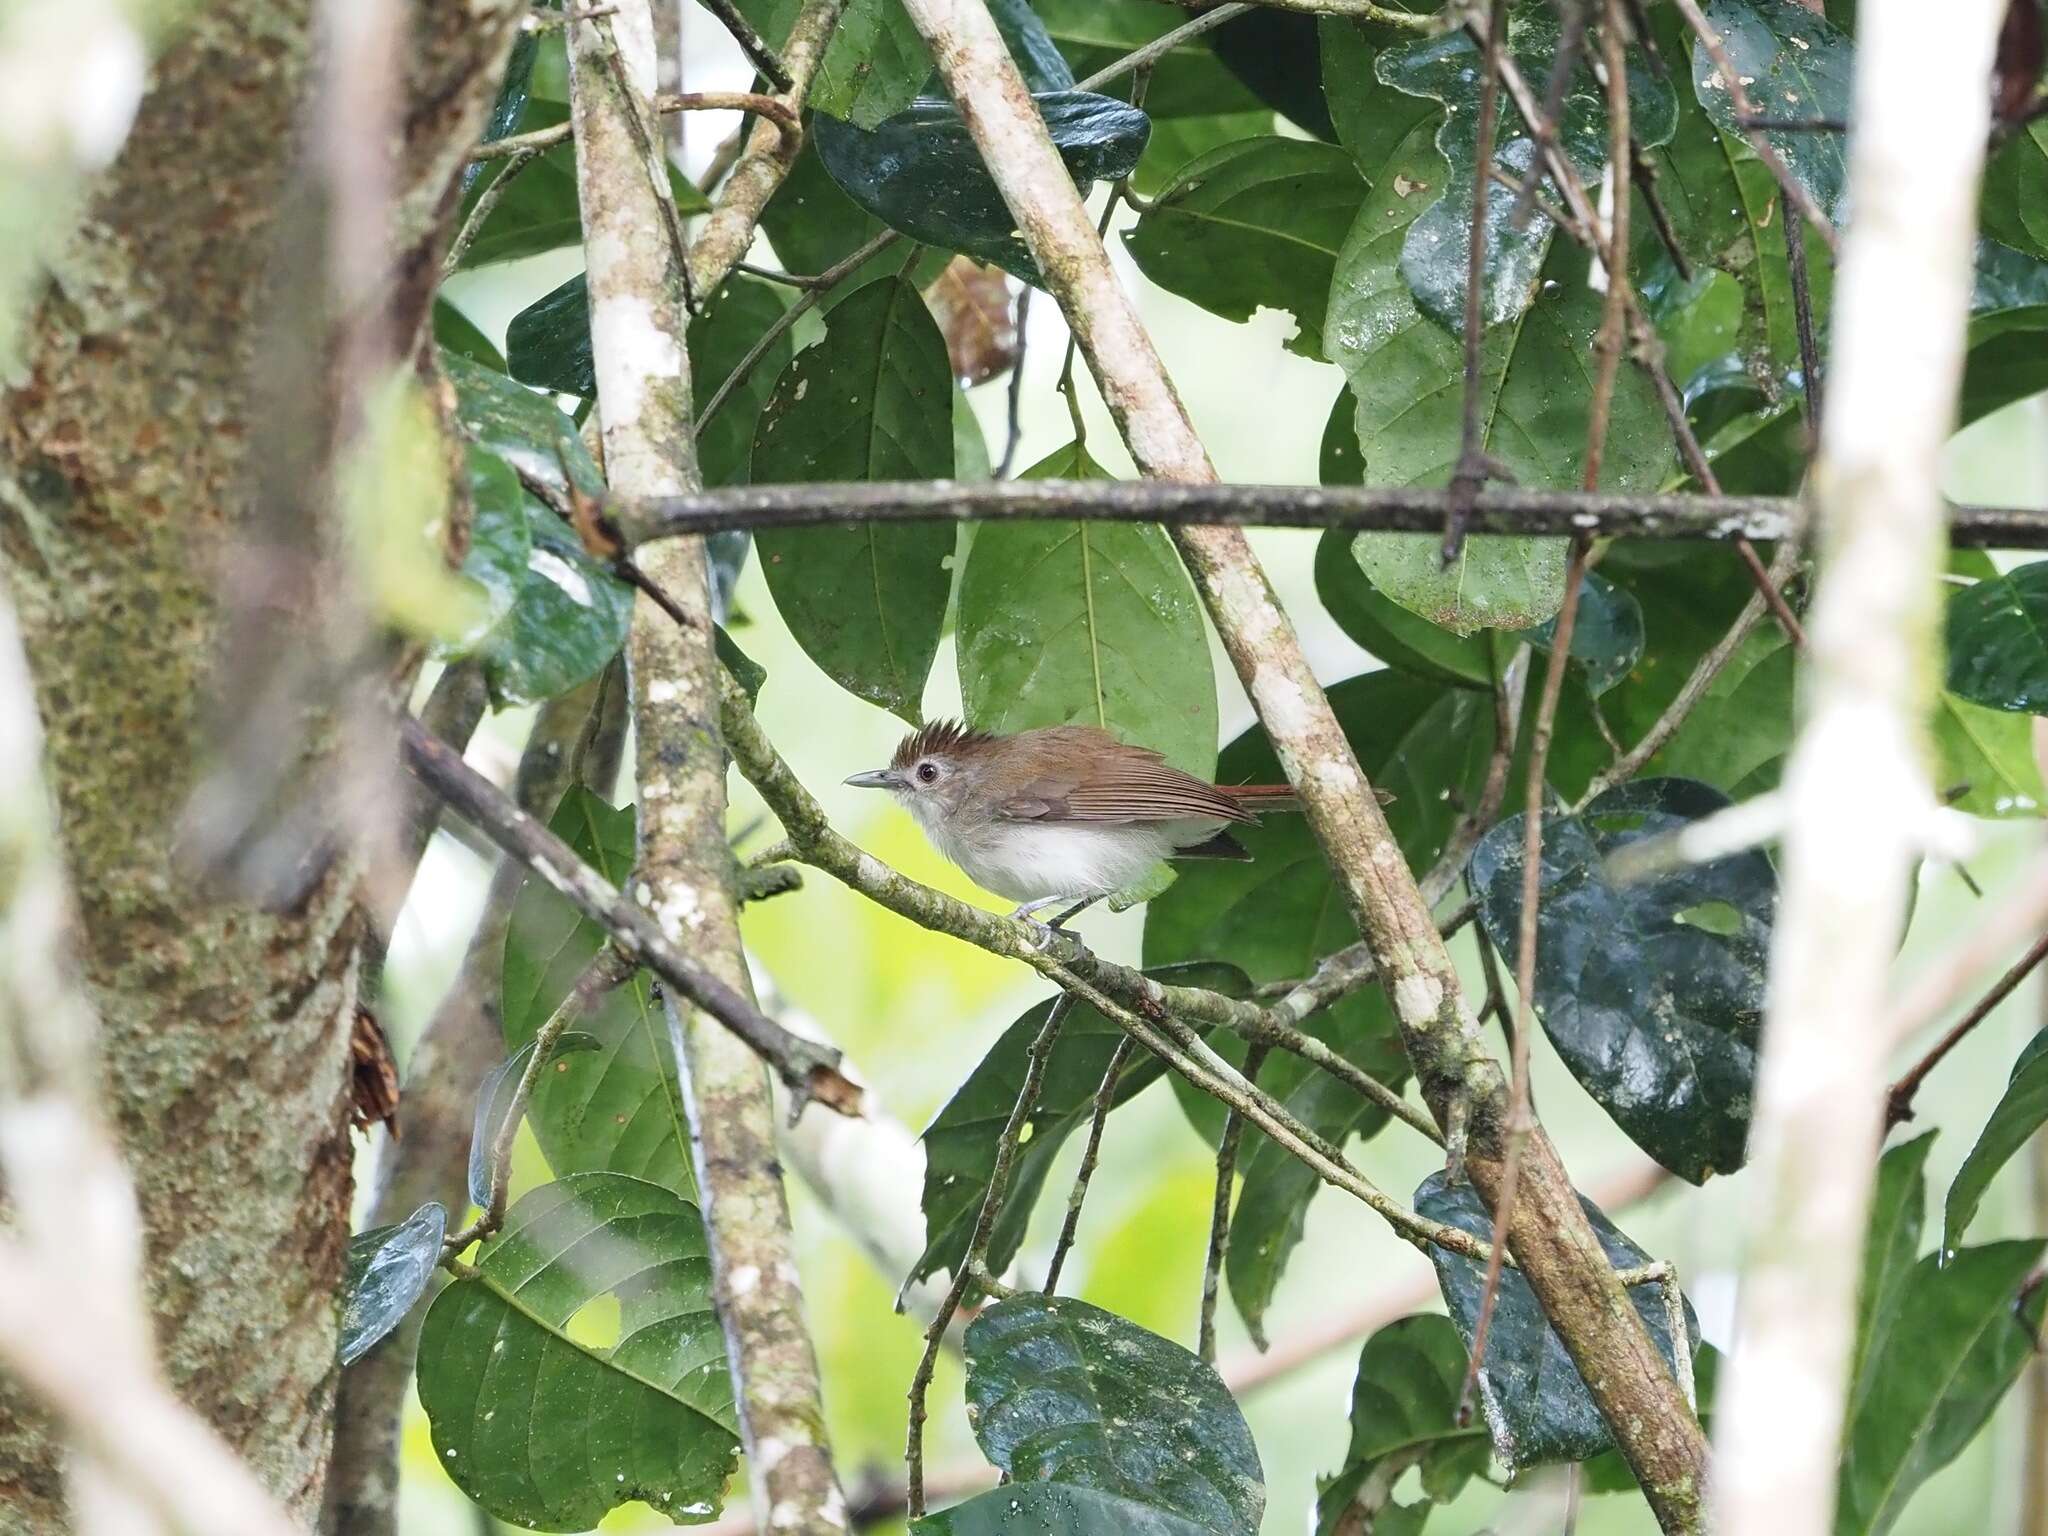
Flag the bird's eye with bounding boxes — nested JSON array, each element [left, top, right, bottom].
[[916, 761, 939, 784]]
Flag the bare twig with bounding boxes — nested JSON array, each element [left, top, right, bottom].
[[1074, 4, 1253, 91], [907, 997, 1073, 1517], [1447, 0, 1513, 563], [1160, 0, 1442, 26], [1200, 1044, 1268, 1363], [1783, 185, 1826, 432], [1043, 1036, 1134, 1294], [1881, 853, 2048, 1054], [1885, 927, 2048, 1128], [996, 285, 1033, 478], [398, 716, 858, 1111], [694, 0, 795, 90]]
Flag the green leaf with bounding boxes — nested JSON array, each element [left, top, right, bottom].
[[909, 963, 1253, 1290], [1327, 143, 1674, 630], [1122, 138, 1366, 361], [752, 276, 956, 721], [1315, 1314, 1488, 1536], [480, 502, 637, 708], [1319, 14, 1440, 178], [964, 1296, 1264, 1535], [1517, 571, 1645, 697], [417, 1174, 737, 1528], [914, 1484, 1216, 1536], [467, 1032, 605, 1210], [504, 274, 791, 492], [1836, 1241, 2047, 1536], [1853, 1132, 1934, 1409], [1654, 640, 1797, 797], [1944, 1030, 2048, 1254], [435, 299, 506, 371], [1945, 559, 2048, 715], [1470, 778, 1774, 1183], [811, 0, 932, 127], [1983, 122, 2048, 262], [717, 624, 768, 703], [502, 788, 697, 1198], [433, 448, 533, 661], [1377, 10, 1676, 330], [1690, 0, 1853, 223], [1209, 8, 1333, 140], [1415, 1172, 1697, 1469], [814, 93, 1150, 284], [341, 1201, 447, 1366], [442, 346, 604, 498], [1931, 688, 2047, 817], [957, 442, 1216, 777]]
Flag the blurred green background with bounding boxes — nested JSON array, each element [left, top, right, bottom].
[[372, 14, 2048, 1534]]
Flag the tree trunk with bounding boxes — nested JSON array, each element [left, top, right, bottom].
[[0, 0, 520, 1526]]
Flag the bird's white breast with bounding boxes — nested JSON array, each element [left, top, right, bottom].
[[905, 797, 1194, 903]]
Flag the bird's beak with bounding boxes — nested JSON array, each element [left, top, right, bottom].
[[843, 768, 900, 791]]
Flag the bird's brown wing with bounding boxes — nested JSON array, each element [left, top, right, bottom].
[[993, 727, 1253, 825]]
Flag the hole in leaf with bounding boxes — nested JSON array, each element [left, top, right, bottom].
[[1673, 900, 1744, 937]]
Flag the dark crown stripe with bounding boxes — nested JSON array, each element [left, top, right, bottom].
[[891, 719, 996, 770]]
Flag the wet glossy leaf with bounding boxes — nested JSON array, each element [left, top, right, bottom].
[[1378, 11, 1676, 330], [1314, 1314, 1488, 1536], [442, 346, 604, 498], [1471, 778, 1775, 1182], [1328, 139, 1674, 631], [1209, 7, 1332, 140], [1943, 1030, 2048, 1255], [909, 964, 1252, 1290], [416, 1174, 737, 1528], [341, 1201, 447, 1366], [432, 448, 532, 661], [958, 442, 1216, 777], [1415, 1172, 1698, 1468], [503, 272, 592, 398], [1690, 0, 1853, 223], [914, 1484, 1214, 1536], [814, 93, 1150, 284], [1319, 13, 1440, 177], [1931, 688, 2047, 817], [752, 276, 955, 721], [1517, 571, 1646, 697], [467, 1031, 605, 1210], [502, 788, 696, 1198], [1944, 559, 2048, 715], [1123, 138, 1365, 361], [479, 503, 636, 708], [1853, 1132, 1934, 1408], [964, 1295, 1263, 1535], [1837, 1241, 2046, 1536]]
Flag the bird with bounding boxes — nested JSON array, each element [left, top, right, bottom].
[[843, 720, 1332, 942]]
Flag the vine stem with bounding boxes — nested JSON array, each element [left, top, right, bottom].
[[1200, 1044, 1269, 1363], [1043, 1036, 1135, 1295]]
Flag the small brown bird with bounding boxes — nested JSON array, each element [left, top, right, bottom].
[[845, 721, 1308, 937]]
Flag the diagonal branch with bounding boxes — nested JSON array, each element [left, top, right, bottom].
[[886, 0, 1709, 1526]]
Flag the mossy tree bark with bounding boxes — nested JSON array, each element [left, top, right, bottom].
[[0, 0, 522, 1527]]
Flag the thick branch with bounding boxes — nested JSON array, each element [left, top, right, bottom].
[[567, 6, 850, 1533], [894, 0, 1709, 1524], [599, 478, 2048, 546], [1709, 3, 2007, 1531]]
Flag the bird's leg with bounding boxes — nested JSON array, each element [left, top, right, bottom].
[[1006, 894, 1095, 959], [1046, 896, 1100, 931]]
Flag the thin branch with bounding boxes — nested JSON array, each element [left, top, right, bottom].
[[694, 0, 795, 90], [397, 716, 859, 1111], [1200, 1044, 1268, 1363], [469, 89, 799, 162], [907, 997, 1073, 1518], [687, 0, 853, 297], [1508, 0, 1591, 232], [444, 945, 635, 1254], [1783, 185, 1826, 432], [445, 145, 543, 273], [1447, 0, 1513, 562], [1576, 535, 1805, 808], [1074, 4, 1253, 92], [601, 476, 2048, 546], [1885, 927, 2048, 1128], [1043, 1036, 1134, 1294], [1881, 853, 2048, 1055], [1159, 0, 1444, 26], [996, 285, 1032, 478], [1671, 0, 1840, 255]]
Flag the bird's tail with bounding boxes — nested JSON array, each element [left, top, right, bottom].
[[1221, 782, 1396, 810]]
